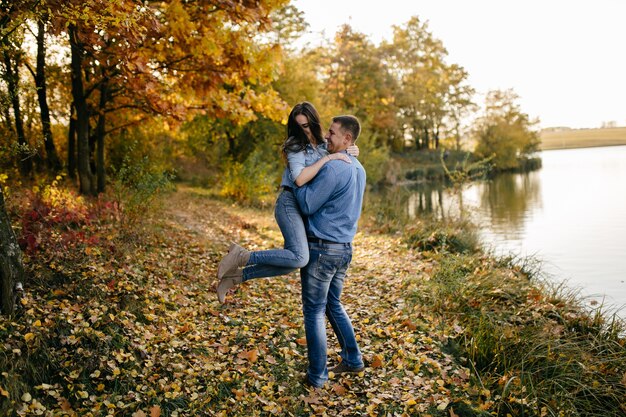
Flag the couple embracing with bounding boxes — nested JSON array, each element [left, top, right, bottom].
[[216, 102, 367, 388]]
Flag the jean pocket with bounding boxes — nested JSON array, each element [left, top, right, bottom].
[[314, 253, 350, 282]]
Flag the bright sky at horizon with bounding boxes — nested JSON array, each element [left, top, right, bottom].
[[292, 0, 626, 129]]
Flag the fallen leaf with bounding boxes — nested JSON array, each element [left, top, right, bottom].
[[303, 395, 321, 404], [295, 337, 307, 346], [59, 398, 72, 411], [132, 411, 147, 417], [437, 399, 450, 410], [237, 349, 258, 363], [332, 384, 347, 395], [150, 405, 161, 417], [401, 319, 417, 330], [371, 354, 384, 368]]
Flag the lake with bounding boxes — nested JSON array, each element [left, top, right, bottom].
[[387, 145, 626, 313]]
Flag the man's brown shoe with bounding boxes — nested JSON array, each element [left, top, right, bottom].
[[302, 374, 323, 388], [329, 361, 365, 375]]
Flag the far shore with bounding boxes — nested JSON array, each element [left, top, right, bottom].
[[540, 126, 626, 150]]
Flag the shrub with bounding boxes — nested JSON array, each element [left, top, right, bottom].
[[219, 146, 280, 207], [404, 216, 480, 254], [110, 154, 174, 232]]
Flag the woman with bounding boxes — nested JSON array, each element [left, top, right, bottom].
[[216, 102, 358, 303]]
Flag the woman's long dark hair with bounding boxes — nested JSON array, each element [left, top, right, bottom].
[[281, 102, 325, 157]]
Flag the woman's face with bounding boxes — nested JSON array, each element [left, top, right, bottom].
[[295, 114, 314, 143]]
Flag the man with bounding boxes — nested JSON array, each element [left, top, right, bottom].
[[293, 115, 367, 388]]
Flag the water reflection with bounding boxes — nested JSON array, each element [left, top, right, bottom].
[[407, 185, 445, 218], [370, 146, 626, 313], [476, 172, 542, 233]]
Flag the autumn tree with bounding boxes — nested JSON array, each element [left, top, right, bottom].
[[1, 1, 32, 176], [317, 25, 398, 147], [473, 89, 540, 170], [444, 64, 477, 150], [383, 16, 474, 151], [42, 0, 287, 194]]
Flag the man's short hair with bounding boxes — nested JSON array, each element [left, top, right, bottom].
[[332, 115, 361, 143]]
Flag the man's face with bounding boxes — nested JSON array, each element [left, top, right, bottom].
[[325, 122, 350, 153]]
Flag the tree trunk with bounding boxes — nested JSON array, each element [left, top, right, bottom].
[[95, 76, 108, 193], [2, 48, 32, 177], [227, 134, 236, 159], [1, 91, 12, 132], [0, 184, 24, 315], [35, 19, 62, 172], [68, 104, 77, 179], [422, 127, 430, 150], [69, 25, 95, 195]]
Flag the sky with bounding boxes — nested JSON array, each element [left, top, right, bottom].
[[292, 0, 626, 129]]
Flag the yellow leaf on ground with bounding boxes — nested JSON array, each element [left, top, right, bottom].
[[24, 333, 35, 342], [0, 386, 8, 397], [237, 349, 258, 363]]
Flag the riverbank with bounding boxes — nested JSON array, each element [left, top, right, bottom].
[[540, 126, 626, 150], [1, 185, 625, 416]]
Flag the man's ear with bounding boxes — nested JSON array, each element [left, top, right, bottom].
[[343, 133, 352, 146]]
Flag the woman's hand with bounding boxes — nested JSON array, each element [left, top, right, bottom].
[[327, 153, 352, 163], [347, 145, 360, 157]]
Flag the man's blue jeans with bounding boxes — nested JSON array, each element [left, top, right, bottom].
[[242, 189, 309, 281], [301, 241, 364, 387]]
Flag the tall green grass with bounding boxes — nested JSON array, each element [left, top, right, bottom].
[[404, 251, 626, 416]]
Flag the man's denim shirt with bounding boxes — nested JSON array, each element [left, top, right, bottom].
[[294, 153, 366, 243], [280, 142, 328, 188]]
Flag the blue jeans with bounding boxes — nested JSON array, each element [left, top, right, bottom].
[[242, 189, 309, 281], [301, 242, 363, 387]]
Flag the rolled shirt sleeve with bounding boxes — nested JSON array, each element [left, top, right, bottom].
[[286, 151, 307, 184]]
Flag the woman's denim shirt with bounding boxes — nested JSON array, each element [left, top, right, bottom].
[[280, 142, 329, 187]]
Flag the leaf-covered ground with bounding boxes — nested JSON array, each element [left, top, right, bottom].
[[2, 186, 481, 416]]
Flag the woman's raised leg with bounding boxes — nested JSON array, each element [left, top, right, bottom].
[[241, 189, 309, 281]]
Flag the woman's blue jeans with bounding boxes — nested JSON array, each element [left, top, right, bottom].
[[242, 189, 309, 281], [300, 242, 363, 387]]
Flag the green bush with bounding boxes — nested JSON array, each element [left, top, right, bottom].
[[403, 216, 480, 254], [356, 130, 391, 186], [220, 146, 281, 207], [110, 153, 174, 232]]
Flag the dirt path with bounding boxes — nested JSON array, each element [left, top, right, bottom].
[[152, 186, 472, 416]]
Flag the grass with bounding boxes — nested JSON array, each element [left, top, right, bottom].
[[403, 250, 626, 417], [540, 127, 626, 150]]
